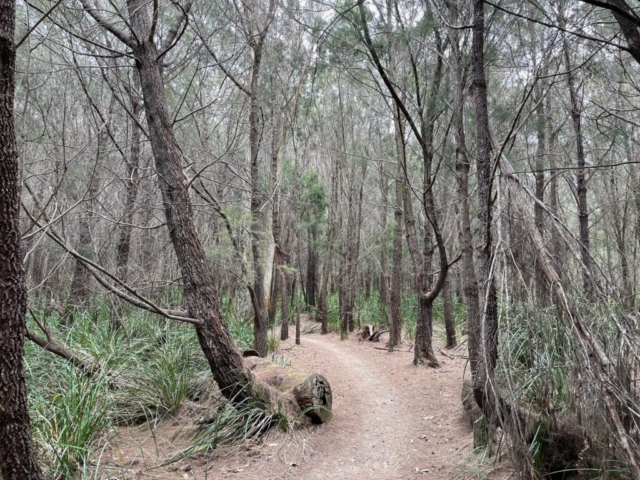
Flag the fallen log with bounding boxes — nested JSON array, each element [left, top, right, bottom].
[[369, 329, 388, 342], [360, 324, 376, 341], [245, 358, 332, 424]]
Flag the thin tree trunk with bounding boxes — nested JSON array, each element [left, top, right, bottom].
[[306, 226, 317, 310], [115, 97, 142, 285], [563, 31, 591, 292], [534, 83, 547, 297], [379, 166, 390, 314], [447, 10, 480, 345], [271, 121, 287, 325], [443, 277, 457, 348], [249, 43, 269, 356], [66, 131, 102, 317], [280, 271, 290, 340], [319, 157, 338, 334], [389, 108, 404, 351], [349, 165, 366, 332], [0, 0, 43, 474]]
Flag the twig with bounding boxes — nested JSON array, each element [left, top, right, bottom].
[[437, 347, 455, 360]]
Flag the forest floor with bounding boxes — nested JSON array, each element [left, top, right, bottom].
[[99, 323, 513, 479]]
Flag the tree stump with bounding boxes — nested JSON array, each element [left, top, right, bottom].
[[245, 358, 332, 424]]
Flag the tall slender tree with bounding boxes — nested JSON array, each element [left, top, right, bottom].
[[0, 0, 43, 476]]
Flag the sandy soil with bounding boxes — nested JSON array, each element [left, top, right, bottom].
[[98, 327, 512, 479]]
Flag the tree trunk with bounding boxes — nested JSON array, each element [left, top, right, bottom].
[[319, 156, 338, 334], [350, 165, 366, 332], [0, 1, 43, 475], [412, 30, 445, 368], [389, 111, 404, 351], [125, 0, 285, 410], [115, 96, 142, 285], [443, 277, 457, 348], [472, 0, 500, 447], [445, 1, 480, 346], [66, 131, 103, 317], [378, 166, 390, 315], [534, 83, 547, 297], [306, 226, 317, 310], [280, 271, 290, 340], [249, 40, 269, 356], [563, 31, 591, 293]]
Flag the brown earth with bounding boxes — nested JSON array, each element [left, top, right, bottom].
[[97, 326, 512, 479]]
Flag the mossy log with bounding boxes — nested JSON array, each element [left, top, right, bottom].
[[245, 358, 332, 424]]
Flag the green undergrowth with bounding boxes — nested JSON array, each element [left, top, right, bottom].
[[317, 290, 467, 342], [23, 295, 265, 478], [25, 288, 466, 478]]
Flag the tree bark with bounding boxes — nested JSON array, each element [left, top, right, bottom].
[[306, 225, 318, 310], [471, 0, 500, 431], [562, 29, 591, 293], [443, 277, 457, 349], [122, 0, 286, 410], [378, 165, 390, 314], [115, 95, 142, 285], [445, 0, 479, 346], [280, 270, 290, 340], [319, 156, 338, 335], [0, 0, 43, 475], [389, 110, 404, 351], [66, 130, 103, 317]]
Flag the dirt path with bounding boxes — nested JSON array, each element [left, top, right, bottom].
[[214, 329, 476, 480], [105, 328, 508, 479]]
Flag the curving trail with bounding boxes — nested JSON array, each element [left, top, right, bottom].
[[217, 328, 475, 480]]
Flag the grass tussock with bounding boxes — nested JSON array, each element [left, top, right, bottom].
[[24, 297, 271, 478]]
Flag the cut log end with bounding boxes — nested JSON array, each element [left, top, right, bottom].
[[294, 373, 332, 424], [245, 358, 333, 424]]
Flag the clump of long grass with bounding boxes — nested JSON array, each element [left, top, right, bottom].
[[25, 293, 273, 477], [28, 362, 113, 479], [496, 297, 639, 478], [174, 380, 305, 463]]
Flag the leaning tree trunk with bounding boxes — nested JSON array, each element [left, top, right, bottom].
[[125, 0, 286, 410], [0, 1, 43, 476]]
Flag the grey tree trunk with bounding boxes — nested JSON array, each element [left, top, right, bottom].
[[443, 277, 457, 349], [115, 94, 142, 285], [0, 0, 43, 475], [563, 31, 591, 293], [116, 0, 288, 409], [389, 108, 404, 351], [378, 166, 390, 315], [319, 156, 338, 334], [445, 0, 479, 350], [471, 0, 500, 434], [66, 130, 103, 317]]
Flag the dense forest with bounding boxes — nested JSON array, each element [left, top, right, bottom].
[[2, 0, 640, 478]]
